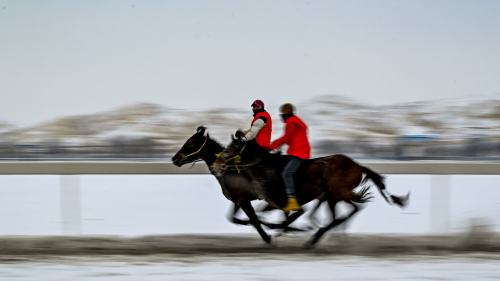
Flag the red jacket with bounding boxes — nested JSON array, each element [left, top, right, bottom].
[[269, 115, 311, 159], [252, 111, 272, 147]]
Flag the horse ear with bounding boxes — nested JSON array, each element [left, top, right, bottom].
[[235, 130, 245, 140], [196, 126, 206, 135]]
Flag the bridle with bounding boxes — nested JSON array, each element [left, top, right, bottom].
[[218, 140, 246, 163], [176, 135, 208, 163], [215, 140, 263, 174]]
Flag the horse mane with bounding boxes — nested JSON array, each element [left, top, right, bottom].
[[196, 126, 225, 151], [207, 134, 225, 151], [245, 139, 267, 154]]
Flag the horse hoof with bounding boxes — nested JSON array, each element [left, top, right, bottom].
[[267, 239, 278, 248], [303, 240, 316, 249], [264, 236, 272, 244], [273, 232, 285, 238]]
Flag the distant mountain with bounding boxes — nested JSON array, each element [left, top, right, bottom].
[[0, 95, 499, 159], [301, 94, 500, 141], [0, 122, 13, 135]]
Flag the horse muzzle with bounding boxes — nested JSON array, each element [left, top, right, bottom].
[[210, 161, 228, 176], [171, 155, 184, 167]]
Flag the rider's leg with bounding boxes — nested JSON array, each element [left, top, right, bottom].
[[282, 156, 302, 212]]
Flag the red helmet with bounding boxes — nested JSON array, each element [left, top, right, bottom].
[[251, 99, 264, 110]]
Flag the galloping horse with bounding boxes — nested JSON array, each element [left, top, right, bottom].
[[171, 126, 307, 243], [211, 131, 409, 246]]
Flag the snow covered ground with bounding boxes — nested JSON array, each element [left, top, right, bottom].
[[0, 255, 499, 281], [0, 175, 499, 280]]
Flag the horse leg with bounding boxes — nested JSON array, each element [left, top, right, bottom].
[[230, 202, 293, 231], [240, 201, 272, 244], [307, 199, 323, 229], [228, 203, 251, 225], [307, 200, 360, 246], [267, 209, 308, 237], [258, 203, 276, 212], [229, 201, 303, 232], [268, 200, 325, 234], [253, 203, 303, 231], [276, 197, 327, 233], [284, 209, 305, 225]]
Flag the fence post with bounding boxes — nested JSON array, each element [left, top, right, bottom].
[[60, 175, 82, 235]]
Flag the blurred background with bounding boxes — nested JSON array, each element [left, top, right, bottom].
[[1, 0, 499, 161], [1, 0, 499, 280], [0, 95, 499, 160]]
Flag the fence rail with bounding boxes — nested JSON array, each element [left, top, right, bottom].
[[0, 161, 499, 175]]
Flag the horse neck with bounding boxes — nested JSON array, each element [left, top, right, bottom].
[[248, 143, 284, 168], [241, 141, 269, 164], [200, 138, 224, 166]]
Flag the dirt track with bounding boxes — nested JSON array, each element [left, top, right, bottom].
[[0, 231, 499, 258]]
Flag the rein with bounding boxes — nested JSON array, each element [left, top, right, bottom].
[[215, 141, 264, 174], [222, 157, 263, 173], [225, 141, 246, 163]]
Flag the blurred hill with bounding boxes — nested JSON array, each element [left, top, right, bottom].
[[0, 95, 499, 160]]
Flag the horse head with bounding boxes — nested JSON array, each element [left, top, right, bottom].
[[172, 126, 209, 166]]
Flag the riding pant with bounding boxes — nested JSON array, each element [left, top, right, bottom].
[[282, 156, 302, 196]]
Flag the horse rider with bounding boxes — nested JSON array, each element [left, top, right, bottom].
[[268, 103, 311, 212], [241, 99, 273, 147]]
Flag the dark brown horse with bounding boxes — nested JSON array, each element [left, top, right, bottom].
[[211, 132, 409, 246], [171, 127, 307, 243]]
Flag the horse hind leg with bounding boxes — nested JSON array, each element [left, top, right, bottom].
[[307, 198, 324, 229], [306, 199, 360, 247], [239, 201, 272, 244]]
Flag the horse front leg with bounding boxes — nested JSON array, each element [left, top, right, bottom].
[[239, 201, 272, 244], [228, 203, 251, 225], [231, 201, 298, 232]]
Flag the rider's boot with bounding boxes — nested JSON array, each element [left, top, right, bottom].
[[283, 196, 301, 212]]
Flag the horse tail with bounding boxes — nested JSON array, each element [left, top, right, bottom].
[[361, 166, 409, 208]]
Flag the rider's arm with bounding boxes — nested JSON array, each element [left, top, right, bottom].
[[269, 122, 298, 149], [244, 118, 265, 140]]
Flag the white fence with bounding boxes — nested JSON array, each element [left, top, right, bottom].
[[1, 161, 499, 235]]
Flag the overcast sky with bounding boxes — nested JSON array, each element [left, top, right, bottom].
[[1, 0, 499, 126]]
